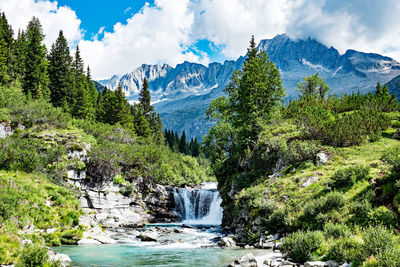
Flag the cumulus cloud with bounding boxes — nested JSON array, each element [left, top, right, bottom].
[[3, 0, 400, 79], [0, 0, 83, 47], [78, 0, 210, 79]]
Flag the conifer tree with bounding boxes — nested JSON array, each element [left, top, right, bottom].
[[73, 45, 95, 119], [114, 84, 134, 128], [23, 17, 49, 99], [179, 130, 187, 154], [12, 30, 27, 81], [48, 30, 73, 108], [0, 12, 13, 84], [139, 77, 154, 115]]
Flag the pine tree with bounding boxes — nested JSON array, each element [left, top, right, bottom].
[[73, 45, 95, 119], [23, 17, 49, 99], [224, 36, 285, 150], [133, 109, 151, 137], [0, 12, 13, 84], [179, 131, 187, 154], [12, 30, 27, 81], [115, 84, 134, 128], [48, 30, 73, 108], [139, 77, 154, 115]]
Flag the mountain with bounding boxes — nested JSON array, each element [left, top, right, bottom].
[[386, 74, 400, 98], [98, 34, 400, 139]]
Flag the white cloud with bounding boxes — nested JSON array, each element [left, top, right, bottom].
[[0, 0, 83, 47], [78, 0, 209, 79], [3, 0, 400, 79]]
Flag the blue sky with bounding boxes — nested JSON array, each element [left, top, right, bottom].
[[2, 0, 400, 79], [57, 0, 153, 40]]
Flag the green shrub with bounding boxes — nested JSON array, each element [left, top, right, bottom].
[[281, 230, 325, 263], [348, 200, 372, 226], [16, 243, 60, 267], [303, 192, 345, 228], [60, 229, 83, 245], [368, 206, 397, 229], [60, 210, 80, 227], [329, 165, 370, 190], [0, 136, 65, 173], [361, 225, 395, 261], [112, 174, 125, 185], [324, 237, 363, 264], [374, 246, 400, 267], [0, 233, 20, 265], [323, 223, 351, 239], [120, 182, 135, 197]]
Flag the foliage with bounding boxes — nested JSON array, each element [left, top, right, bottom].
[[281, 230, 325, 263], [112, 174, 125, 185], [329, 165, 370, 190], [16, 243, 60, 267]]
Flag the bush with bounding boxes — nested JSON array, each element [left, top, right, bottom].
[[119, 182, 135, 197], [60, 229, 83, 245], [323, 223, 351, 239], [0, 136, 65, 173], [324, 237, 363, 264], [348, 200, 372, 226], [281, 230, 325, 263], [16, 243, 59, 267], [368, 206, 397, 229], [112, 174, 125, 185], [361, 225, 395, 261], [329, 165, 370, 190]]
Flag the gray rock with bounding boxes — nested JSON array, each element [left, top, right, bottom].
[[228, 253, 257, 267], [339, 263, 352, 267], [305, 261, 328, 267], [21, 239, 33, 247], [77, 238, 102, 245], [302, 176, 319, 187], [48, 250, 71, 267], [0, 122, 13, 139], [326, 261, 339, 267], [138, 233, 158, 242], [316, 153, 329, 165], [219, 237, 237, 247]]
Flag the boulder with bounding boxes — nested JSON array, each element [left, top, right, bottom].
[[48, 250, 71, 267], [0, 122, 13, 139], [138, 233, 158, 242], [305, 261, 328, 267], [219, 237, 237, 247], [228, 253, 257, 267], [326, 261, 339, 267], [316, 153, 329, 165], [77, 238, 102, 245], [302, 176, 319, 187]]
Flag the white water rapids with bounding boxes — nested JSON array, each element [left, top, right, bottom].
[[173, 182, 223, 225]]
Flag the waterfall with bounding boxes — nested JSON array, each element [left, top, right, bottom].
[[173, 182, 223, 225]]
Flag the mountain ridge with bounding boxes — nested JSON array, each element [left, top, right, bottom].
[[98, 34, 400, 138]]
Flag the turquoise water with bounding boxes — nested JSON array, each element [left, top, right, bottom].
[[53, 244, 264, 267]]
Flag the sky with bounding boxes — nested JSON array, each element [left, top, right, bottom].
[[1, 0, 400, 80]]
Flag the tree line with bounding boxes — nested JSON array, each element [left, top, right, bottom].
[[0, 13, 162, 140], [164, 129, 202, 157]]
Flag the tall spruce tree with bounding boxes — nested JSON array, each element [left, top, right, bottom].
[[48, 30, 73, 108], [0, 12, 13, 85], [23, 17, 49, 99], [114, 84, 134, 128], [73, 45, 94, 119], [139, 77, 154, 115], [179, 131, 187, 154], [12, 30, 27, 81]]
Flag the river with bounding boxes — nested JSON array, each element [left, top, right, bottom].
[[53, 183, 267, 266]]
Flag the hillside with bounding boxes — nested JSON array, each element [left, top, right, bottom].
[[203, 40, 400, 266]]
